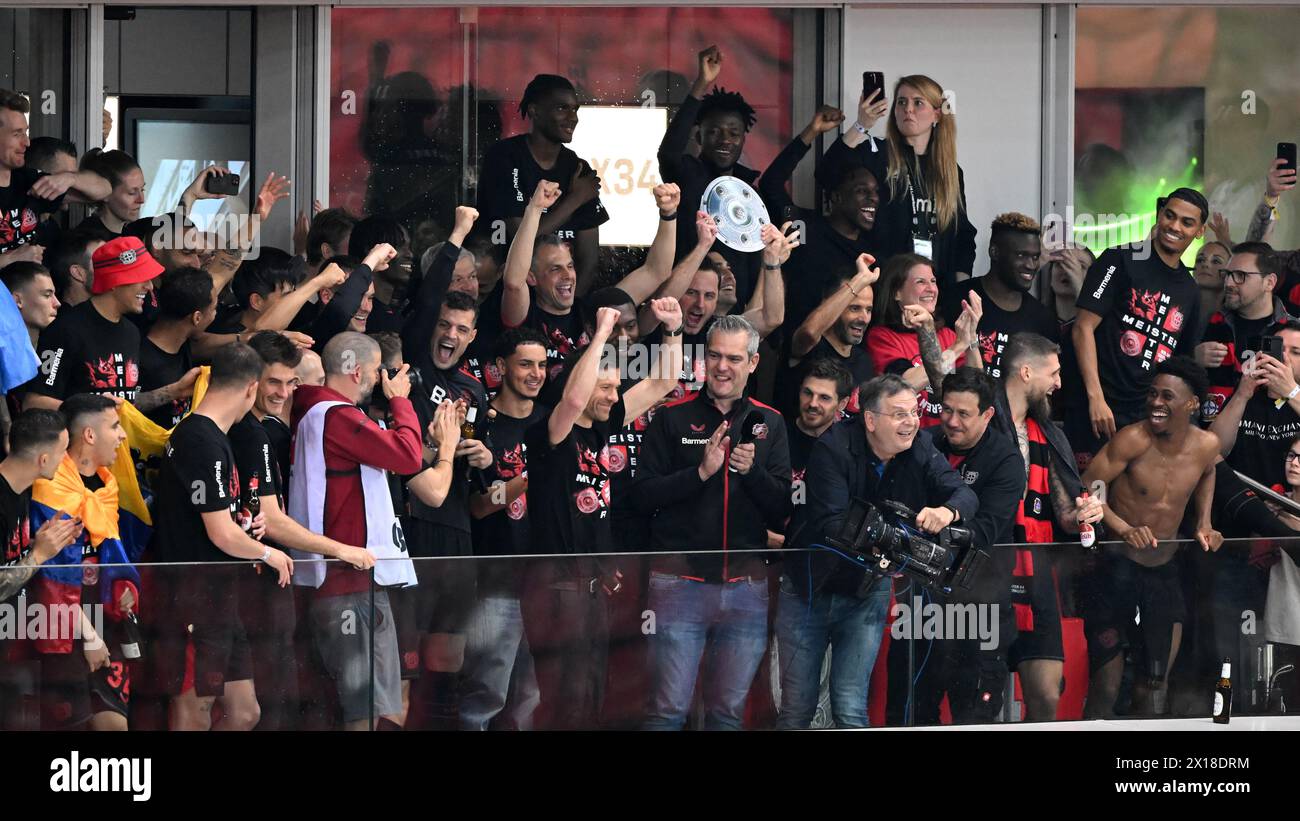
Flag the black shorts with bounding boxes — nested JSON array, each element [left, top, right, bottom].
[[156, 577, 254, 698], [405, 519, 478, 636], [1008, 547, 1064, 669], [39, 639, 130, 729], [386, 584, 422, 680], [1079, 551, 1186, 673]]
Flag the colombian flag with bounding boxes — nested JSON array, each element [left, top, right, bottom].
[[30, 455, 141, 654]]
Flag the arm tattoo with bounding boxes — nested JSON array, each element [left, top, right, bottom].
[[132, 386, 172, 412], [916, 323, 947, 393], [0, 556, 40, 603], [1245, 198, 1274, 244], [1047, 453, 1079, 535]]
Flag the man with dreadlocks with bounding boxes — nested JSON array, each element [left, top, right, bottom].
[[658, 45, 765, 310], [479, 73, 608, 293]]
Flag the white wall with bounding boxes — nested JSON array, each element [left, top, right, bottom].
[[842, 4, 1043, 278]]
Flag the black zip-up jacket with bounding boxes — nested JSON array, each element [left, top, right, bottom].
[[933, 426, 1026, 606], [632, 389, 792, 581], [657, 94, 762, 307], [786, 422, 977, 599]]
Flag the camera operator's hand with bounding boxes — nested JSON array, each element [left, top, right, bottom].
[[698, 421, 730, 481], [915, 506, 956, 534], [728, 441, 756, 475]]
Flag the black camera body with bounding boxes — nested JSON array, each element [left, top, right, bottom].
[[827, 498, 986, 594]]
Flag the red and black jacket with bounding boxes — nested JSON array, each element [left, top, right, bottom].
[[632, 389, 792, 581]]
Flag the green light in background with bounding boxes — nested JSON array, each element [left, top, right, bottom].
[[1073, 155, 1204, 267]]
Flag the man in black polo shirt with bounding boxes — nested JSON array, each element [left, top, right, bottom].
[[941, 213, 1060, 379], [658, 45, 763, 307], [478, 74, 608, 294], [1071, 188, 1206, 466], [1196, 242, 1294, 422], [521, 299, 683, 730], [26, 236, 162, 410]]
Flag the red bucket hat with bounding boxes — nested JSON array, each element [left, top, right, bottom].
[[91, 236, 165, 295]]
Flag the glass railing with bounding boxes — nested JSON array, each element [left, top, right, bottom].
[[1, 535, 1293, 730]]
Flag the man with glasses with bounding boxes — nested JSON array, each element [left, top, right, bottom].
[[1195, 243, 1295, 422], [777, 374, 976, 728]]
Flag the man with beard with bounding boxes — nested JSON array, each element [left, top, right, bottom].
[[26, 236, 161, 410], [1195, 243, 1293, 422], [1081, 357, 1224, 717], [478, 74, 607, 294], [500, 181, 682, 382], [521, 300, 683, 730], [941, 213, 1060, 379], [780, 252, 879, 418], [659, 45, 763, 306], [992, 332, 1101, 721], [758, 104, 881, 332], [289, 333, 421, 729], [463, 327, 550, 730], [1072, 189, 1207, 464]]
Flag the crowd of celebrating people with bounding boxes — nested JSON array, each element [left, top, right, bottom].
[[2, 41, 1300, 732]]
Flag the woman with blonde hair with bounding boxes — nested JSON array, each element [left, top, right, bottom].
[[830, 74, 976, 292]]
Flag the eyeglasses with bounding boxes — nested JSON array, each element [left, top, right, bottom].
[[872, 408, 921, 422], [1286, 452, 1300, 463], [1218, 269, 1261, 284]]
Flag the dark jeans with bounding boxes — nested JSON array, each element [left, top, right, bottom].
[[520, 561, 609, 731]]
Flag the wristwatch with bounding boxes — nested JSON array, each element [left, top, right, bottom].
[[664, 324, 685, 338], [943, 504, 959, 523], [763, 261, 782, 270]]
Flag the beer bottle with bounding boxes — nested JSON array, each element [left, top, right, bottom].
[[1078, 491, 1096, 549], [120, 612, 143, 660], [246, 476, 261, 540], [1213, 659, 1232, 724]]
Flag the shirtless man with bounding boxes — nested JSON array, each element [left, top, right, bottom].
[[1081, 356, 1224, 717]]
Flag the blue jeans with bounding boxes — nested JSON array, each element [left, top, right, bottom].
[[775, 577, 891, 729], [643, 572, 770, 730], [459, 596, 539, 731]]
